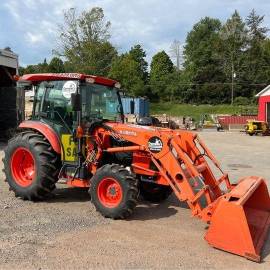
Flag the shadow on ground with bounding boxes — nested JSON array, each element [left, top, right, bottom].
[[132, 203, 178, 220], [46, 187, 90, 203], [262, 230, 270, 262], [131, 195, 189, 221], [44, 186, 188, 221]]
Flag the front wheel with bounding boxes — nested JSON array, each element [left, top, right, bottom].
[[90, 164, 138, 219]]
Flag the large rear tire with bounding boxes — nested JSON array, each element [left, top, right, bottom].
[[90, 164, 138, 219], [140, 182, 172, 203], [2, 131, 60, 200]]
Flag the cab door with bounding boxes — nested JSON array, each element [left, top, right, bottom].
[[34, 80, 78, 162]]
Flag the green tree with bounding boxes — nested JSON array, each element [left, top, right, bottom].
[[109, 54, 145, 96], [150, 51, 174, 78], [246, 9, 268, 41], [149, 51, 174, 100], [20, 59, 48, 75], [41, 58, 48, 72], [244, 9, 270, 96], [57, 7, 117, 76], [261, 39, 270, 82], [48, 57, 65, 73], [183, 17, 226, 103], [129, 44, 148, 83], [18, 66, 25, 75], [219, 11, 248, 103], [163, 70, 184, 102], [184, 17, 221, 69]]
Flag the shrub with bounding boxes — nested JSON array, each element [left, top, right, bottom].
[[234, 96, 250, 106]]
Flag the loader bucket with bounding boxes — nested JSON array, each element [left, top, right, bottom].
[[205, 176, 270, 262]]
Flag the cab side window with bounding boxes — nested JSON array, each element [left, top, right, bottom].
[[34, 84, 45, 116], [39, 81, 75, 127]]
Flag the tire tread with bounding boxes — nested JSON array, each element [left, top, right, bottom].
[[3, 131, 60, 201], [90, 164, 138, 219]]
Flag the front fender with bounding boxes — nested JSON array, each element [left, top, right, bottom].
[[19, 120, 61, 154]]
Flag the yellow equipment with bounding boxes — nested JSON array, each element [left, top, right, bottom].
[[245, 120, 269, 136]]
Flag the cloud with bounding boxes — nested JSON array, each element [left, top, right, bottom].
[[3, 0, 20, 22], [26, 32, 45, 44], [1, 0, 270, 66]]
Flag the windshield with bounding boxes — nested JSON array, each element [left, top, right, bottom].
[[81, 83, 122, 122]]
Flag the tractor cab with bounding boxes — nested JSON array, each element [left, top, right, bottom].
[[18, 73, 125, 164], [19, 73, 124, 136]]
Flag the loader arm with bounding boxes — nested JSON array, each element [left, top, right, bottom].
[[147, 131, 231, 222]]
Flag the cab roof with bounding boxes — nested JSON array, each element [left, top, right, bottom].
[[18, 73, 118, 87]]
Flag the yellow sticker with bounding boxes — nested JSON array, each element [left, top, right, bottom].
[[61, 134, 77, 162]]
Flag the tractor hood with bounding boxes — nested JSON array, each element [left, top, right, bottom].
[[106, 122, 184, 154], [107, 122, 174, 138]]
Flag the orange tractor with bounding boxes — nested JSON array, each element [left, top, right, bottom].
[[3, 73, 270, 262]]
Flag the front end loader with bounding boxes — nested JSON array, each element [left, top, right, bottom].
[[3, 73, 270, 262]]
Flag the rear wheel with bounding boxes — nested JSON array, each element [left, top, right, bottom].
[[140, 182, 172, 203], [3, 131, 60, 200], [90, 164, 138, 219]]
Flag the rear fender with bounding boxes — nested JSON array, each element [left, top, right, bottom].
[[19, 120, 61, 154]]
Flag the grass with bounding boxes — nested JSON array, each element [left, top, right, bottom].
[[150, 103, 258, 122]]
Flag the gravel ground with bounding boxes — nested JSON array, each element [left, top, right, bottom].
[[0, 132, 269, 270]]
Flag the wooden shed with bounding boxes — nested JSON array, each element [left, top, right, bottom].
[[256, 85, 270, 123]]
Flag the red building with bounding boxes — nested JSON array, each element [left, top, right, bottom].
[[256, 85, 270, 123]]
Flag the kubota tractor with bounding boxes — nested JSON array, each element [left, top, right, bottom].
[[3, 73, 270, 262]]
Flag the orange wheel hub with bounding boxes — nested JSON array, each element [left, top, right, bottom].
[[10, 147, 35, 187], [97, 178, 123, 208]]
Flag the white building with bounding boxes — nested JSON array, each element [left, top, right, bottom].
[[0, 48, 19, 76]]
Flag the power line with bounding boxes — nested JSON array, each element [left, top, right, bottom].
[[176, 82, 269, 86]]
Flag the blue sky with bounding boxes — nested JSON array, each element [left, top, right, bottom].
[[1, 0, 270, 67]]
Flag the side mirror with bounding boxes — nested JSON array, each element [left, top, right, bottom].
[[71, 93, 81, 111], [130, 100, 135, 114]]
